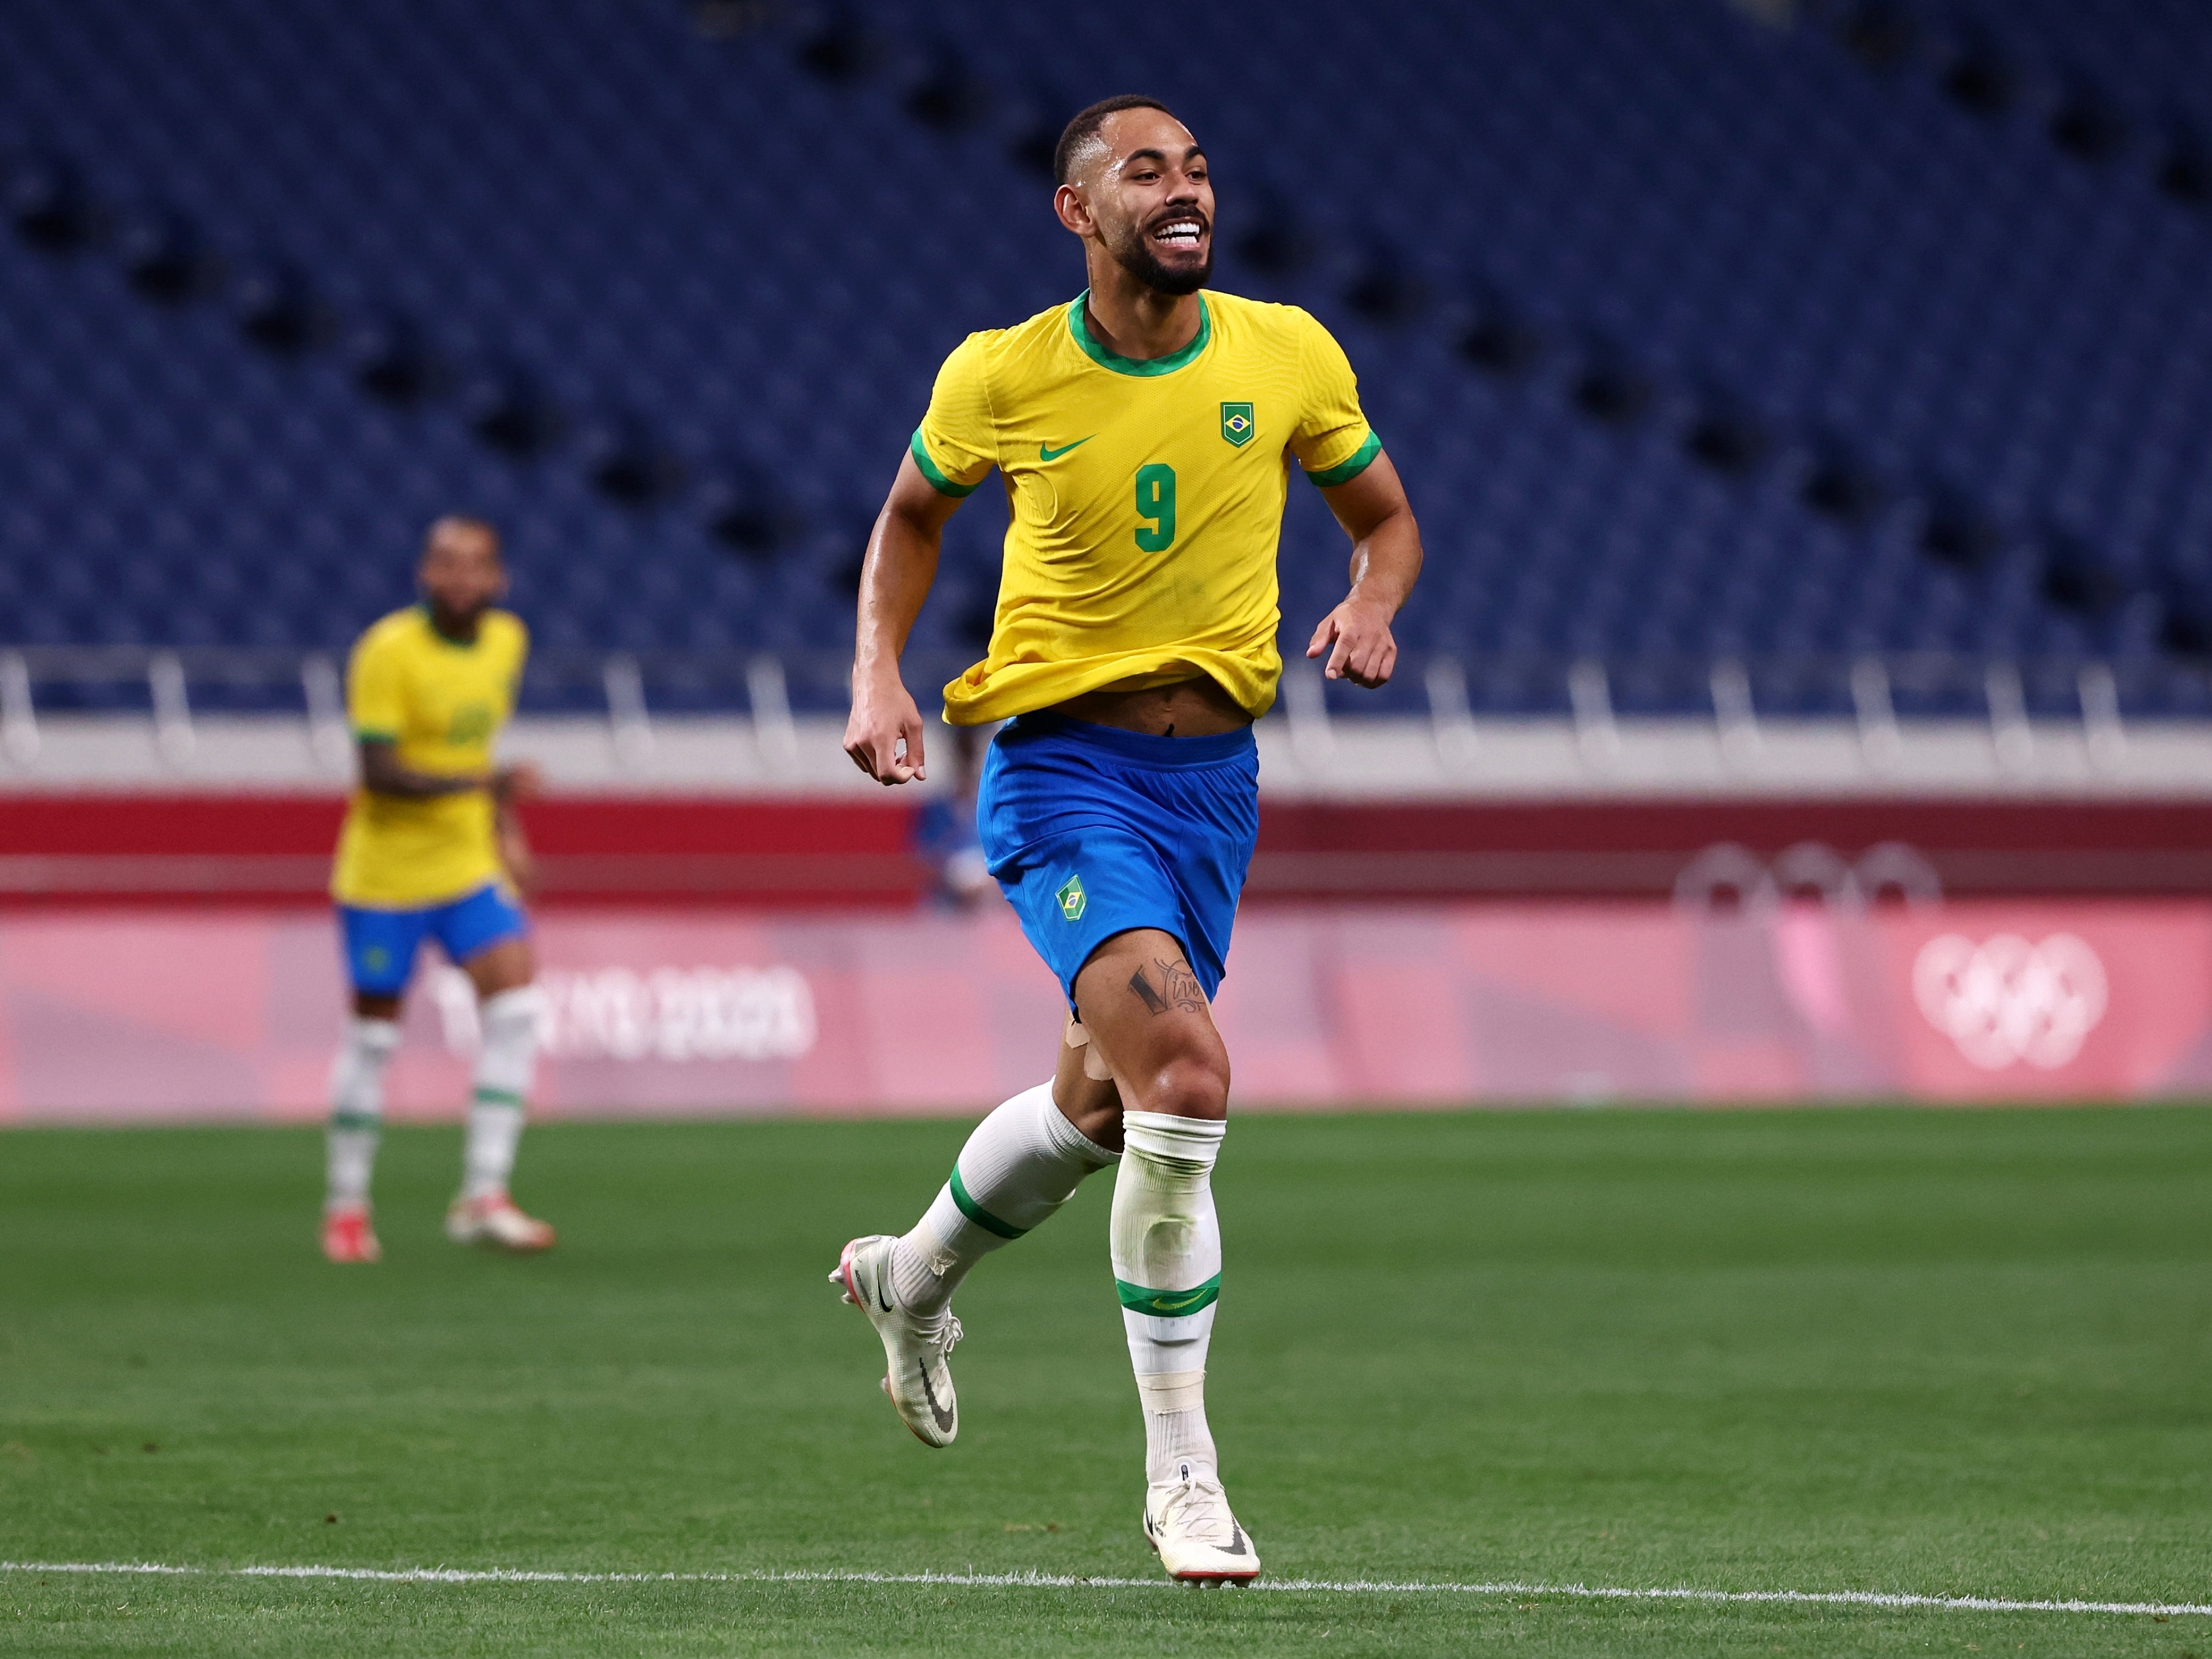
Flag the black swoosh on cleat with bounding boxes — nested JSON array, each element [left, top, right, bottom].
[[917, 1359, 955, 1434], [875, 1275, 893, 1315], [1226, 1524, 1249, 1556]]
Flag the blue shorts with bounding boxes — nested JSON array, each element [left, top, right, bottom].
[[337, 882, 529, 997], [977, 713, 1259, 1008]]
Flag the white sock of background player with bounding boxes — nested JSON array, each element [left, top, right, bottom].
[[461, 985, 544, 1202], [890, 1080, 1119, 1317], [1112, 1110, 1227, 1489], [325, 1016, 401, 1212]]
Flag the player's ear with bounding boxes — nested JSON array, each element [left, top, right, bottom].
[[1052, 183, 1094, 237]]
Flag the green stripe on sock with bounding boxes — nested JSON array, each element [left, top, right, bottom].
[[947, 1166, 1026, 1239], [1115, 1275, 1220, 1317], [329, 1111, 380, 1131], [471, 1088, 525, 1107]]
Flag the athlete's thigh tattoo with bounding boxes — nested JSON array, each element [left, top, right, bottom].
[[1128, 954, 1205, 1016]]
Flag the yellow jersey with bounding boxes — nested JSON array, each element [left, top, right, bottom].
[[912, 289, 1379, 724], [331, 606, 528, 907]]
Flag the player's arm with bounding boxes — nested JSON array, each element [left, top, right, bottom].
[[844, 451, 967, 786], [493, 786, 539, 896], [355, 741, 544, 802], [356, 738, 486, 799], [491, 640, 543, 893], [1308, 449, 1423, 689]]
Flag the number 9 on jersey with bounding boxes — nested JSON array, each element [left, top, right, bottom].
[[1134, 463, 1178, 552]]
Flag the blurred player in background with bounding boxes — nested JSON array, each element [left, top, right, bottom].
[[834, 97, 1422, 1582], [911, 724, 993, 910], [320, 516, 556, 1263]]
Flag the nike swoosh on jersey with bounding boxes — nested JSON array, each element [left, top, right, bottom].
[[1038, 437, 1096, 461]]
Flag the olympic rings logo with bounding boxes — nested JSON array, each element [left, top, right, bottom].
[[1910, 934, 2109, 1071]]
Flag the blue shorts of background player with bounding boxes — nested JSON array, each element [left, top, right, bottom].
[[337, 881, 529, 998], [977, 712, 1260, 1009]]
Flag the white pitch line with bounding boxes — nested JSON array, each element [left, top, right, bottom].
[[2, 1560, 2208, 1618]]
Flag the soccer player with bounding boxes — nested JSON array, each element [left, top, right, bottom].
[[832, 96, 1423, 1582], [320, 516, 556, 1263]]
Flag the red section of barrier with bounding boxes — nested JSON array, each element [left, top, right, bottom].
[[2, 793, 2210, 903], [0, 794, 931, 906], [0, 901, 2206, 1123], [1251, 800, 2212, 897], [0, 795, 347, 854]]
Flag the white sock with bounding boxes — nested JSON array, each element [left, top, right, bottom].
[[325, 1016, 400, 1212], [1112, 1110, 1227, 1485], [1137, 1370, 1217, 1489], [463, 985, 543, 1201], [890, 1081, 1118, 1316]]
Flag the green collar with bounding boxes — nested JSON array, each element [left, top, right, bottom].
[[418, 602, 483, 648], [1067, 290, 1211, 377]]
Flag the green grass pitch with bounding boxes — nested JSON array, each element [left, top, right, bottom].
[[2, 1105, 2210, 1656]]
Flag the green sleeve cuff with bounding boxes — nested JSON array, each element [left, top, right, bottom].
[[352, 728, 398, 743], [1306, 429, 1382, 488], [910, 429, 982, 498]]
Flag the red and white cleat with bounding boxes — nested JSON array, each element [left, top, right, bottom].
[[1144, 1464, 1261, 1584], [445, 1192, 556, 1252], [829, 1234, 962, 1447], [321, 1204, 382, 1264]]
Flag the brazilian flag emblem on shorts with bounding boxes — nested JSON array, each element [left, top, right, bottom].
[[1220, 402, 1255, 447], [1056, 873, 1087, 922]]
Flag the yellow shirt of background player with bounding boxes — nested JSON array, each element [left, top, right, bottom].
[[331, 606, 528, 907], [913, 288, 1379, 725]]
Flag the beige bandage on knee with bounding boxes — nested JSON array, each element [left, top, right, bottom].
[[1064, 1016, 1115, 1081]]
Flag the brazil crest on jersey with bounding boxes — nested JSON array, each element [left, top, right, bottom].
[[910, 289, 1380, 723], [331, 606, 527, 907]]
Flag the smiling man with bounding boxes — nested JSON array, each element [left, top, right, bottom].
[[831, 95, 1423, 1583]]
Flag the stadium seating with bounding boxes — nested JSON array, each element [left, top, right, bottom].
[[2, 0, 2210, 715]]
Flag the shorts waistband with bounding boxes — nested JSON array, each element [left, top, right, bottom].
[[1000, 711, 1257, 766]]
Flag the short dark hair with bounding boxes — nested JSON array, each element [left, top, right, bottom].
[[1053, 94, 1177, 187], [424, 514, 501, 557]]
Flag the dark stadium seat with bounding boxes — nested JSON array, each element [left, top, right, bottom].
[[0, 0, 2210, 716]]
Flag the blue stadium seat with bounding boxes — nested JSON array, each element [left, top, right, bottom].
[[0, 0, 2209, 712]]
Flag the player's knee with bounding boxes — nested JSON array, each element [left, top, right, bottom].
[[478, 983, 545, 1049], [1140, 1049, 1229, 1122], [468, 938, 535, 999]]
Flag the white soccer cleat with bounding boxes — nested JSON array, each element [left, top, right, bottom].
[[1144, 1463, 1261, 1584], [445, 1192, 556, 1252], [830, 1234, 961, 1448]]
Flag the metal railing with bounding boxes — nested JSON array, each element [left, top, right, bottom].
[[0, 644, 881, 771], [0, 643, 2194, 774], [1272, 650, 2187, 777]]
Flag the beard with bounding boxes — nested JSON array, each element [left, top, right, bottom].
[[1109, 221, 1213, 296]]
